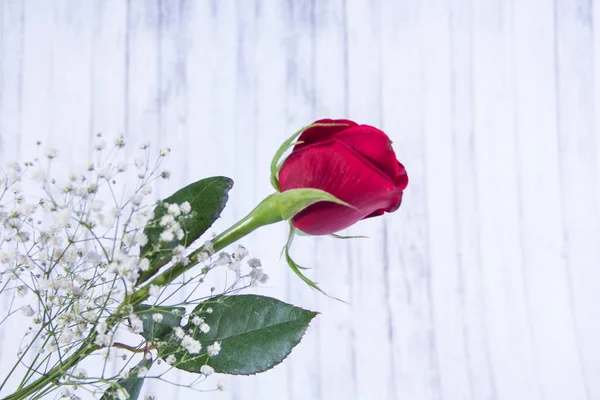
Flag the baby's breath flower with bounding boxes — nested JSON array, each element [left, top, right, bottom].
[[214, 252, 231, 266], [110, 207, 121, 218], [16, 285, 28, 296], [134, 158, 145, 169], [200, 365, 214, 376], [180, 201, 191, 214], [139, 258, 150, 271], [248, 258, 262, 268], [233, 245, 248, 261], [94, 334, 111, 347], [159, 214, 174, 227], [45, 148, 58, 159], [197, 252, 210, 262], [60, 329, 75, 344], [149, 285, 161, 298], [250, 269, 267, 284], [191, 316, 204, 326], [199, 323, 210, 334], [137, 366, 149, 377], [21, 305, 35, 317], [167, 204, 181, 217], [203, 241, 215, 255], [115, 136, 126, 148], [152, 313, 164, 323], [93, 138, 106, 151], [73, 368, 87, 379], [30, 168, 45, 182], [131, 194, 143, 206], [206, 307, 213, 314], [161, 171, 171, 179], [37, 278, 51, 292], [46, 341, 58, 354], [57, 209, 72, 225], [207, 341, 221, 357], [140, 141, 151, 149], [129, 314, 144, 334], [159, 230, 174, 242], [181, 335, 202, 354], [165, 354, 176, 365], [95, 321, 107, 335], [172, 326, 184, 339]]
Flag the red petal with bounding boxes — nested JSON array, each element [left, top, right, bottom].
[[334, 125, 408, 189], [294, 119, 358, 150], [279, 139, 403, 235]]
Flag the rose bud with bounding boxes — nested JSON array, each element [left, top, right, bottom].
[[278, 119, 408, 235]]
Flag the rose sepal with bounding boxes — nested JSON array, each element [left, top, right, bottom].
[[283, 223, 346, 302]]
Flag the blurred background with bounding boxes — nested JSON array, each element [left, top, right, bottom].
[[1, 0, 599, 399]]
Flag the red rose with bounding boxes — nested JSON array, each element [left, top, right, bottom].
[[278, 119, 408, 235]]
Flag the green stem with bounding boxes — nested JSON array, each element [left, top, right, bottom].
[[2, 341, 93, 400]]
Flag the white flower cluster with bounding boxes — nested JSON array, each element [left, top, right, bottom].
[[228, 245, 268, 286], [0, 135, 174, 382], [0, 135, 262, 397]]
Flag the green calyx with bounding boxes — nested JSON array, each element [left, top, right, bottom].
[[214, 188, 354, 246]]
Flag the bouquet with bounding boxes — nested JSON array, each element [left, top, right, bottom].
[[0, 119, 408, 399]]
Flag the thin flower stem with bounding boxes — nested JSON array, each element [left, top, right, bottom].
[[111, 342, 156, 353]]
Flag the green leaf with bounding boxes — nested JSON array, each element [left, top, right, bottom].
[[136, 176, 234, 285], [133, 304, 186, 342], [157, 295, 317, 375], [100, 358, 152, 400]]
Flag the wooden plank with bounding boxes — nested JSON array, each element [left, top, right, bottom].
[[228, 2, 298, 399], [0, 0, 26, 393], [0, 0, 24, 156], [46, 0, 94, 166], [512, 0, 589, 398], [448, 0, 497, 398], [90, 0, 127, 140], [275, 2, 323, 400], [312, 1, 358, 400], [143, 0, 189, 397], [471, 1, 543, 399], [345, 1, 397, 399], [420, 1, 476, 399], [554, 0, 598, 398], [380, 1, 442, 399]]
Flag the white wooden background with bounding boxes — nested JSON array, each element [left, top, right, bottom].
[[1, 0, 600, 399]]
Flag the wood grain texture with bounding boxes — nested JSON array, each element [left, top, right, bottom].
[[1, 0, 599, 399]]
